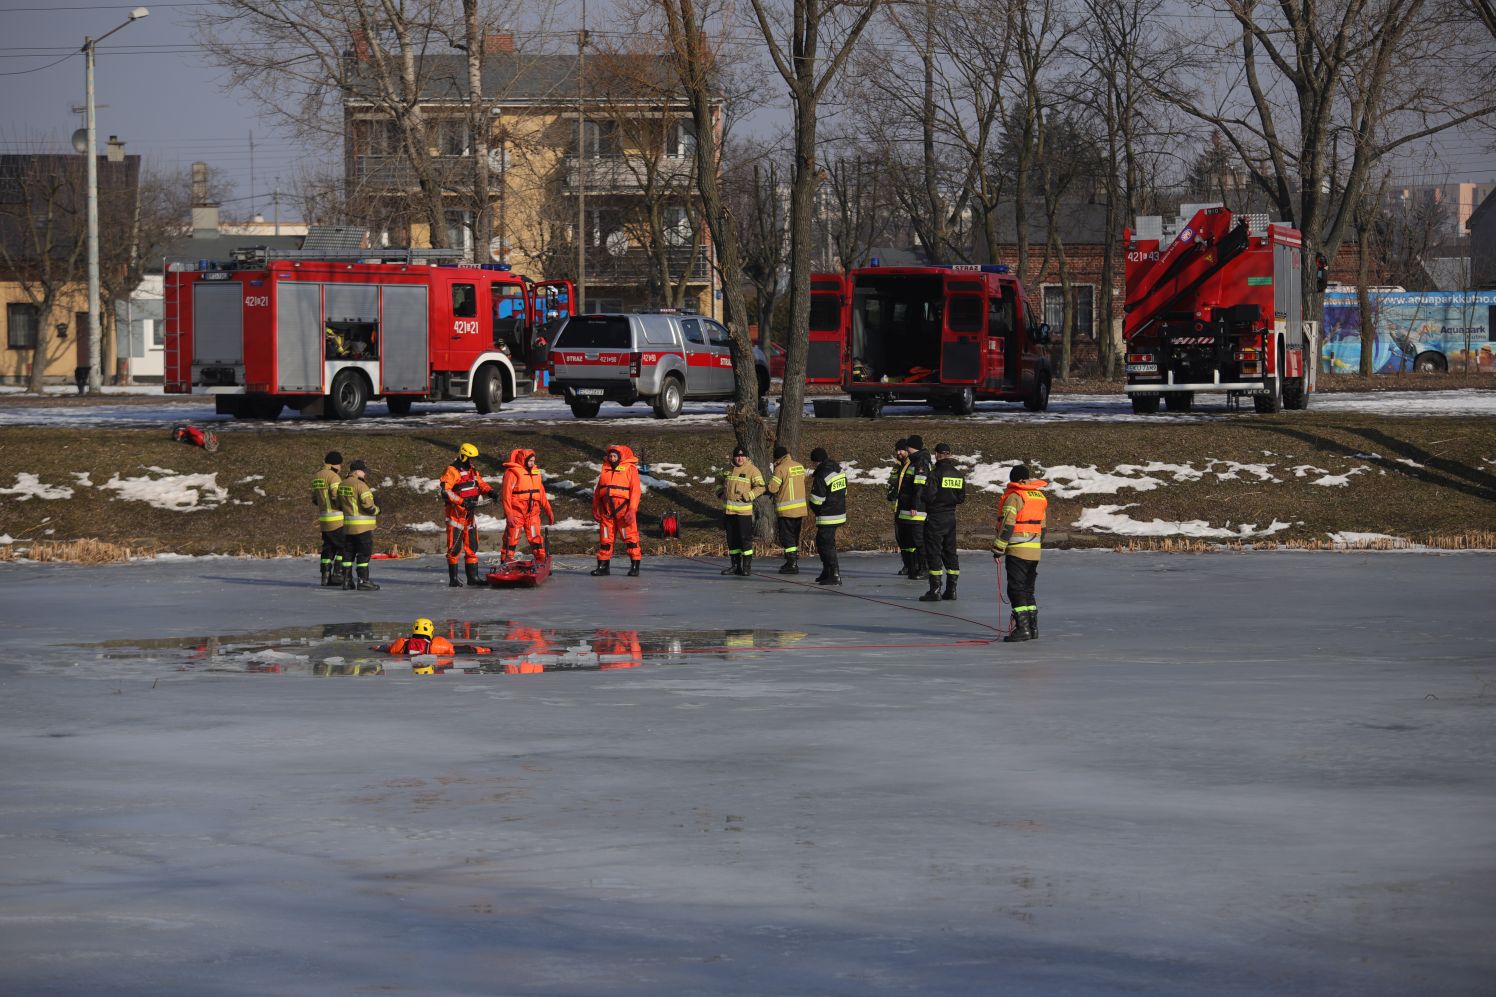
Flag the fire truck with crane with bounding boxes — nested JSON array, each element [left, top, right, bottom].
[[1122, 205, 1324, 414], [808, 262, 1053, 417], [163, 247, 573, 420]]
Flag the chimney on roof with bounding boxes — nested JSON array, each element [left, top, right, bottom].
[[350, 29, 370, 61], [106, 135, 125, 163], [190, 161, 220, 239], [484, 32, 514, 54]]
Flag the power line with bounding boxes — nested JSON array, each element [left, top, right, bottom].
[[0, 52, 75, 75]]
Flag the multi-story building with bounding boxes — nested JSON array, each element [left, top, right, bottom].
[[343, 34, 720, 317]]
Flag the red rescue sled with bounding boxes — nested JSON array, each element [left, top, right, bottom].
[[485, 553, 552, 588]]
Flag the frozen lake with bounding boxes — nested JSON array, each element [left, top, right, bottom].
[[2, 551, 1494, 995]]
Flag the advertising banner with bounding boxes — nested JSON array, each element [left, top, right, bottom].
[[1322, 291, 1496, 373]]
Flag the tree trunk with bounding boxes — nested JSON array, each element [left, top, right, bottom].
[[27, 301, 54, 395], [773, 96, 818, 457], [464, 0, 491, 258], [1356, 200, 1375, 377]]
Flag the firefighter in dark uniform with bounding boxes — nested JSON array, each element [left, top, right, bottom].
[[993, 464, 1049, 641], [919, 442, 966, 602], [886, 438, 910, 575], [897, 434, 931, 580], [718, 446, 765, 575], [312, 450, 346, 587], [807, 447, 847, 586]]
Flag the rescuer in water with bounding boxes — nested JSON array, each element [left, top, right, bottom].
[[338, 459, 380, 590], [766, 444, 807, 574], [384, 618, 456, 656], [806, 446, 847, 586], [591, 444, 642, 576], [440, 443, 494, 587], [500, 447, 555, 563], [920, 442, 966, 602], [718, 446, 766, 576], [992, 464, 1049, 642], [897, 435, 931, 580], [311, 450, 346, 587]]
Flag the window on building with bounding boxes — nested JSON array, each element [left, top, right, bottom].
[[575, 120, 620, 159], [354, 118, 400, 157], [1041, 284, 1096, 338], [664, 205, 692, 247], [670, 121, 696, 159], [444, 210, 470, 252], [7, 302, 38, 349], [431, 118, 468, 157]]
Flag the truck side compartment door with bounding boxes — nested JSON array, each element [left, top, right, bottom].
[[381, 284, 429, 393], [941, 276, 985, 384], [808, 273, 848, 383]]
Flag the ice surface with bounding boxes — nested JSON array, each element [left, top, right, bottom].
[[1, 552, 1494, 995]]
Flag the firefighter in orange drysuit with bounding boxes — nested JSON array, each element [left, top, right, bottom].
[[591, 444, 642, 577], [500, 447, 555, 563], [440, 442, 494, 587]]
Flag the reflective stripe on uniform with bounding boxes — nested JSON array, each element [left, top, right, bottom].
[[724, 501, 754, 515], [815, 513, 846, 526]]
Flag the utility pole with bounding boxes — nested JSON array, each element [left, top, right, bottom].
[[577, 0, 588, 312], [79, 5, 149, 394], [273, 177, 280, 236]]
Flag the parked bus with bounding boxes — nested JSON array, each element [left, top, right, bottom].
[[1322, 290, 1496, 374]]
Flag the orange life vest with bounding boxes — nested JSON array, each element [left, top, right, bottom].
[[1000, 479, 1049, 535]]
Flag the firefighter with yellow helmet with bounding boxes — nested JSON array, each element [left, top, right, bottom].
[[440, 442, 494, 587]]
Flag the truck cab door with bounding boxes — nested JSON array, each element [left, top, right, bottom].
[[808, 273, 848, 384], [533, 280, 573, 328], [940, 276, 984, 384]]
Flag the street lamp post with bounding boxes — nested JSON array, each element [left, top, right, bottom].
[[78, 6, 148, 393]]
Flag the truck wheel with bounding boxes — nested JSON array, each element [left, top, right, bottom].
[[653, 377, 683, 419], [385, 396, 414, 417], [1282, 376, 1310, 410], [329, 370, 368, 420], [472, 365, 503, 414], [1131, 395, 1160, 414], [949, 386, 976, 415], [1164, 392, 1193, 413], [1413, 351, 1447, 373], [857, 396, 883, 419], [1253, 374, 1283, 414], [569, 399, 602, 419], [1023, 378, 1050, 412]]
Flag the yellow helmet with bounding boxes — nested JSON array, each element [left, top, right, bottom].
[[458, 443, 479, 460], [412, 618, 435, 638]]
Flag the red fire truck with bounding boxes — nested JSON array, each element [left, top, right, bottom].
[[164, 248, 573, 420], [809, 263, 1053, 416], [1123, 205, 1320, 414]]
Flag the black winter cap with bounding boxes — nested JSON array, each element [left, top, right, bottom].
[[810, 447, 828, 463], [934, 442, 952, 454], [1010, 464, 1031, 482], [349, 459, 369, 473], [906, 435, 924, 450], [895, 438, 908, 450], [325, 451, 343, 466], [773, 445, 789, 460], [732, 446, 748, 458]]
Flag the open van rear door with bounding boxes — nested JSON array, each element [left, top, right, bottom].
[[807, 273, 848, 384], [534, 280, 574, 326], [940, 273, 985, 384]]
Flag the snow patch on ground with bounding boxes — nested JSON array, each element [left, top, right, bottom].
[[0, 473, 74, 501], [838, 460, 892, 487], [101, 467, 228, 511], [1327, 531, 1411, 547], [1308, 466, 1372, 487], [0, 534, 13, 544], [1074, 503, 1293, 538], [645, 462, 687, 479], [71, 472, 92, 487], [399, 475, 440, 493]]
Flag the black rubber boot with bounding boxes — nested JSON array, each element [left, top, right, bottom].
[[627, 560, 641, 577], [778, 555, 798, 575], [447, 563, 463, 588], [326, 563, 346, 587], [356, 567, 380, 591], [740, 555, 753, 576], [1030, 610, 1039, 639], [941, 576, 958, 601], [591, 559, 611, 576], [896, 551, 909, 577], [343, 567, 357, 590], [816, 573, 841, 586], [319, 566, 329, 587], [907, 554, 924, 581], [918, 575, 942, 602], [721, 555, 740, 576], [465, 563, 482, 587], [1003, 611, 1034, 642]]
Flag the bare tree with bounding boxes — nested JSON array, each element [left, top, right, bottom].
[[1164, 0, 1496, 326], [726, 142, 789, 345], [199, 0, 455, 247], [747, 0, 885, 454]]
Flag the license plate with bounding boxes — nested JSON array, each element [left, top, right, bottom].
[[575, 388, 604, 397], [1126, 364, 1158, 374]]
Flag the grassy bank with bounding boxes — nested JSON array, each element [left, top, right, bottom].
[[1, 411, 1493, 558]]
